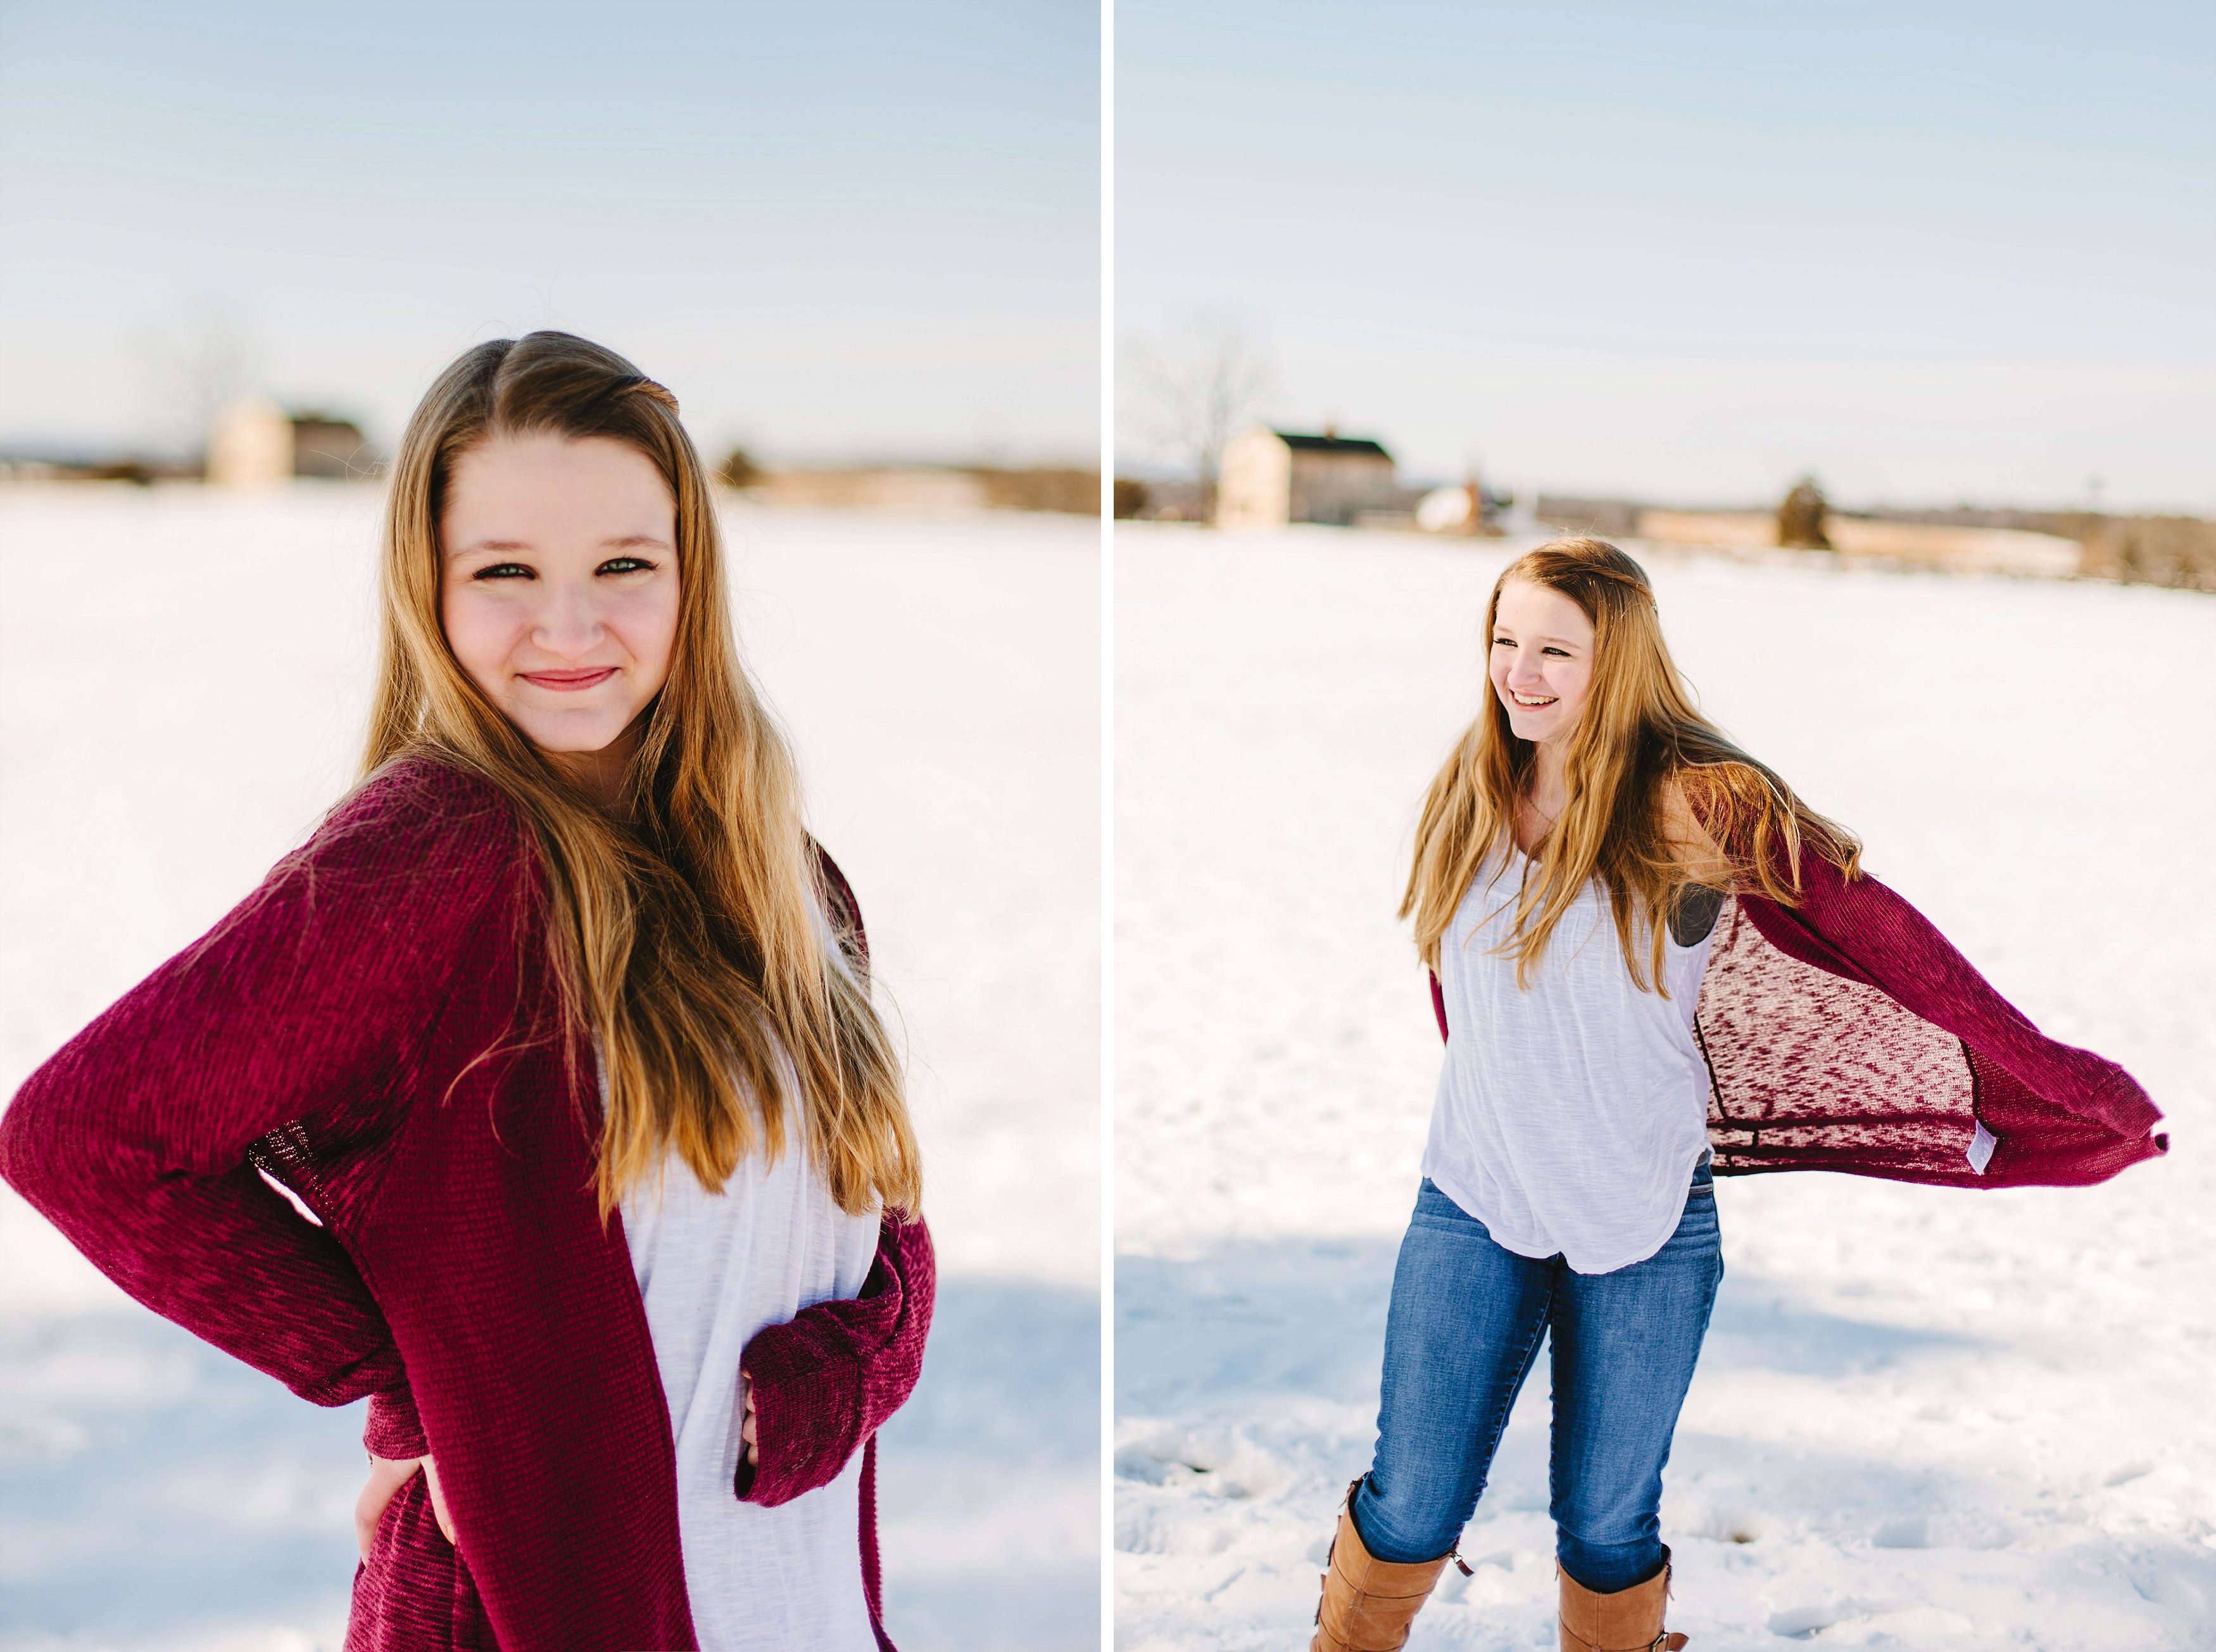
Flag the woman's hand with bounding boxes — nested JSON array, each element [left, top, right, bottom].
[[355, 1452, 456, 1560], [740, 1367, 759, 1466]]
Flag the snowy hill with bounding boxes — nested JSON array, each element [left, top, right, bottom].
[[1114, 523, 2215, 1651], [0, 486, 1100, 1651]]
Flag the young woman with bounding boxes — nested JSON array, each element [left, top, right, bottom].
[[1309, 538, 2165, 1652], [0, 332, 933, 1652]]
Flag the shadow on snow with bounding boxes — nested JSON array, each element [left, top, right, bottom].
[[0, 1275, 1100, 1651]]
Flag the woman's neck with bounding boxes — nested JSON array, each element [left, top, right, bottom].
[[1516, 738, 1571, 855], [545, 721, 643, 814]]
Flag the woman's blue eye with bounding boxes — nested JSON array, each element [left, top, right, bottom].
[[474, 563, 532, 580], [598, 557, 655, 574]]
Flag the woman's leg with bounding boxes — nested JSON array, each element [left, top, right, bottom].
[[1546, 1164, 1724, 1592], [1353, 1179, 1556, 1563]]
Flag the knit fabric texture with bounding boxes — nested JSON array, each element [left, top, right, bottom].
[[1427, 842, 2166, 1188], [0, 757, 934, 1651]]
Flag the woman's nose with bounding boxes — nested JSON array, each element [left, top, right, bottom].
[[532, 579, 603, 653]]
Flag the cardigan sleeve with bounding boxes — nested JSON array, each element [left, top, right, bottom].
[[363, 1383, 431, 1460], [0, 760, 517, 1415], [1736, 838, 2162, 1142], [734, 1209, 936, 1506]]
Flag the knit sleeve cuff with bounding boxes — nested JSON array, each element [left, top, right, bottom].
[[363, 1382, 428, 1460], [734, 1320, 870, 1505], [733, 1212, 933, 1507]]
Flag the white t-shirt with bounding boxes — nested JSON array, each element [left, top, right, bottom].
[[1421, 843, 1715, 1275], [621, 1097, 881, 1652]]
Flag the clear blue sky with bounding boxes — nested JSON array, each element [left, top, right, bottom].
[[1117, 0, 2213, 511], [0, 0, 1099, 465]]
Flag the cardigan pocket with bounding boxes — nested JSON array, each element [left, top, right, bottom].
[[448, 1542, 492, 1652], [346, 1472, 494, 1652]]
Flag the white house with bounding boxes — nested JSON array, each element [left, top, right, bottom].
[[206, 398, 372, 487], [1216, 427, 1400, 528]]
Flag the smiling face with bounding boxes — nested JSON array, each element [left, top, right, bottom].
[[439, 433, 681, 769], [1489, 577, 1597, 746]]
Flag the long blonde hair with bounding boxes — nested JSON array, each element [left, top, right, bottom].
[[1401, 537, 1860, 993], [363, 330, 918, 1218]]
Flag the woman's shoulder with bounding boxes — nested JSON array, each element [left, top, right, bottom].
[[804, 838, 871, 979], [805, 838, 864, 931], [1658, 766, 1738, 886], [286, 753, 527, 898]]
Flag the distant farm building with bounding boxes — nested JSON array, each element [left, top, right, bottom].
[[207, 397, 372, 487], [1218, 427, 1401, 528], [740, 465, 1099, 515], [1534, 495, 1643, 538], [751, 467, 992, 512]]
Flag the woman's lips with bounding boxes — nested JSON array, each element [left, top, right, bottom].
[[519, 667, 617, 692]]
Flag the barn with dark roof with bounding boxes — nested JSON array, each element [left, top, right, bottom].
[[1218, 426, 1400, 528]]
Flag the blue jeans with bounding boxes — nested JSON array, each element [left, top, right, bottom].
[[1353, 1166, 1722, 1592]]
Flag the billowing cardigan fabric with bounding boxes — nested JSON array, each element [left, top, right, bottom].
[[0, 758, 934, 1652], [1428, 844, 2167, 1188]]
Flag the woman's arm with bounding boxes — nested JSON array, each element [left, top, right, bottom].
[[734, 1209, 935, 1506], [0, 761, 517, 1411], [732, 845, 933, 1504]]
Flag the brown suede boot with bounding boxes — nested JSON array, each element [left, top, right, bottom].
[[1311, 1480, 1457, 1652], [1556, 1548, 1688, 1652]]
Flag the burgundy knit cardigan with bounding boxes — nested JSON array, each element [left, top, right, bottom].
[[0, 758, 935, 1652], [1428, 843, 2167, 1187]]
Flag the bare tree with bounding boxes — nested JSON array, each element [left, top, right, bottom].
[[1121, 310, 1275, 522], [132, 298, 264, 458]]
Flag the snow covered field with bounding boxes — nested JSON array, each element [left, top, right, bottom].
[[0, 487, 1099, 1649], [1114, 524, 2216, 1650]]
